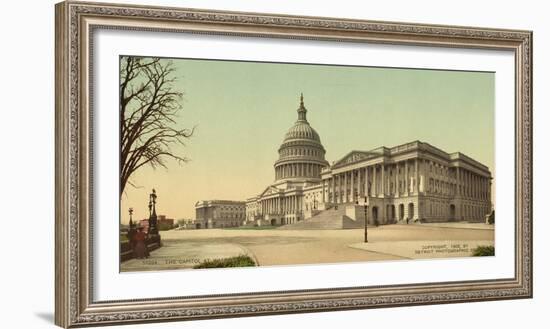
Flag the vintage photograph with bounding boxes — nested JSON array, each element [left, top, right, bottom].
[[119, 56, 495, 272]]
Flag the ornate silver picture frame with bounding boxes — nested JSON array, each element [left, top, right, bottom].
[[55, 1, 532, 327]]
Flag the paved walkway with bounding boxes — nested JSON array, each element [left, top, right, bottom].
[[121, 224, 494, 272], [417, 221, 494, 230]]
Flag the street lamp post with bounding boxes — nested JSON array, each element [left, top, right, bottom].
[[128, 207, 134, 228], [148, 188, 159, 235]]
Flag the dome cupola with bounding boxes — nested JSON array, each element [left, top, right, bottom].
[[274, 94, 329, 183]]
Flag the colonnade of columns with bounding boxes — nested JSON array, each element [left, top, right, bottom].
[[456, 167, 491, 201], [275, 162, 322, 180], [322, 159, 491, 204], [323, 159, 421, 204], [259, 195, 301, 215]]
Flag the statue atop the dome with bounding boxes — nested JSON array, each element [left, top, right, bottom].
[[297, 93, 307, 122]]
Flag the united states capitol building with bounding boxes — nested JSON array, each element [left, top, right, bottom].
[[199, 94, 493, 229]]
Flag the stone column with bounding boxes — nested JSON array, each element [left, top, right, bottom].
[[474, 174, 478, 199], [487, 178, 490, 200], [468, 172, 474, 198], [473, 173, 475, 198], [283, 196, 288, 214], [465, 171, 468, 197], [472, 174, 475, 199], [343, 172, 348, 203], [471, 173, 473, 198], [322, 179, 326, 203], [395, 162, 399, 197], [461, 168, 465, 197], [482, 177, 485, 200], [358, 167, 363, 197], [381, 164, 385, 196], [415, 159, 419, 194], [468, 172, 473, 198], [405, 160, 409, 196], [464, 171, 467, 197], [365, 166, 369, 198], [350, 170, 355, 202], [479, 176, 482, 200], [338, 175, 342, 203], [288, 196, 291, 213], [456, 167, 462, 196], [480, 177, 483, 200], [332, 176, 336, 203], [373, 165, 377, 197], [477, 176, 481, 199], [480, 176, 483, 200]]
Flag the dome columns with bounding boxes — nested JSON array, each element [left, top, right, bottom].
[[275, 162, 325, 181]]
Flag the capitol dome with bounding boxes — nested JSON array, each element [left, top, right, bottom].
[[274, 94, 329, 183], [283, 120, 321, 143]]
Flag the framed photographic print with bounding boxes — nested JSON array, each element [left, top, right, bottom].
[[55, 1, 532, 327]]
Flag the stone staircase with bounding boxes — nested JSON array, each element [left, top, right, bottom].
[[278, 206, 364, 230]]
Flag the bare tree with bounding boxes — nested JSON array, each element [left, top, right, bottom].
[[120, 56, 194, 197]]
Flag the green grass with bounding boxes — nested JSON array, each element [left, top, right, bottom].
[[472, 245, 495, 256], [120, 234, 128, 243], [193, 255, 256, 269]]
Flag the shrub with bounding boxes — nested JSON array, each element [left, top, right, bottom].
[[472, 245, 495, 256], [193, 255, 256, 269]]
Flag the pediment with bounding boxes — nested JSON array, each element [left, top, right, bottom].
[[333, 151, 373, 168], [259, 185, 281, 198]]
